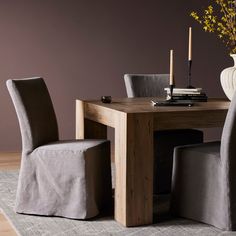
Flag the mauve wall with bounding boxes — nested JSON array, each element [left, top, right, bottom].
[[0, 0, 230, 151]]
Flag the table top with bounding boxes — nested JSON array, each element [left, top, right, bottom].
[[80, 97, 230, 114]]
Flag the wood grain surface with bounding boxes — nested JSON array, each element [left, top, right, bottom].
[[76, 97, 229, 227]]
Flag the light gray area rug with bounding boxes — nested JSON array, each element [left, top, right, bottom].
[[0, 170, 235, 236]]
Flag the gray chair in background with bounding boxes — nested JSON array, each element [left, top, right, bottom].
[[7, 77, 112, 219], [171, 93, 236, 231], [124, 74, 203, 194]]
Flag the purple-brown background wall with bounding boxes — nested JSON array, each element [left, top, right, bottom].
[[0, 0, 230, 151]]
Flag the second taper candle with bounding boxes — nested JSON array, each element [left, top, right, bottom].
[[188, 27, 192, 61], [170, 49, 174, 85]]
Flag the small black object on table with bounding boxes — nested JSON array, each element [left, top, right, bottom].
[[101, 96, 112, 103]]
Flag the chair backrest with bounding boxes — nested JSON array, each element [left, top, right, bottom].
[[124, 74, 169, 98], [221, 93, 236, 180], [220, 93, 236, 220], [6, 77, 59, 152]]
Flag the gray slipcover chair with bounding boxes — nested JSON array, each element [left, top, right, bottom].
[[171, 93, 236, 231], [124, 74, 203, 194], [6, 77, 112, 219]]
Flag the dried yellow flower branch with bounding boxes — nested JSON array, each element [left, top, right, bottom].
[[191, 0, 236, 53]]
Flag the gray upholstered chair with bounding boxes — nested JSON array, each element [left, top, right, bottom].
[[7, 77, 112, 219], [124, 74, 203, 194], [171, 93, 236, 231]]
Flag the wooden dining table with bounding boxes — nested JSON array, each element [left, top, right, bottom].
[[75, 97, 229, 227]]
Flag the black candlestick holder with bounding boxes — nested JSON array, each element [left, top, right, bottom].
[[168, 84, 174, 101], [187, 60, 195, 88]]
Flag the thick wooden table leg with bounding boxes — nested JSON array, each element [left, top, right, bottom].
[[115, 112, 153, 226], [76, 100, 85, 139]]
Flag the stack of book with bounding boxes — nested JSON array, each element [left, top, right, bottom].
[[165, 88, 208, 102]]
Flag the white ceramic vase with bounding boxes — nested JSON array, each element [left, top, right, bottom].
[[220, 54, 236, 100]]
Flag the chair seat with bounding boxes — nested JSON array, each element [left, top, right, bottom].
[[171, 141, 224, 229], [17, 139, 111, 219], [35, 139, 108, 152], [174, 141, 221, 158]]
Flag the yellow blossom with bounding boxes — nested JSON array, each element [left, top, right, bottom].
[[191, 0, 236, 53]]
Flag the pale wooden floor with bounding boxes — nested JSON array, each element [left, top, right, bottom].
[[0, 152, 21, 236]]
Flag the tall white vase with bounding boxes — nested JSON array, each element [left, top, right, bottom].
[[220, 54, 236, 100]]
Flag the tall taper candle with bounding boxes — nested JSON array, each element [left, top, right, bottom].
[[188, 27, 192, 61], [170, 49, 174, 85]]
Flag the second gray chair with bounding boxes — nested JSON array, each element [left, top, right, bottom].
[[171, 93, 236, 231], [7, 78, 112, 219], [124, 74, 203, 194]]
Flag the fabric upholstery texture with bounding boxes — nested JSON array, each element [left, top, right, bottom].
[[124, 74, 203, 194], [124, 74, 169, 98], [171, 93, 236, 230], [6, 78, 112, 219]]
